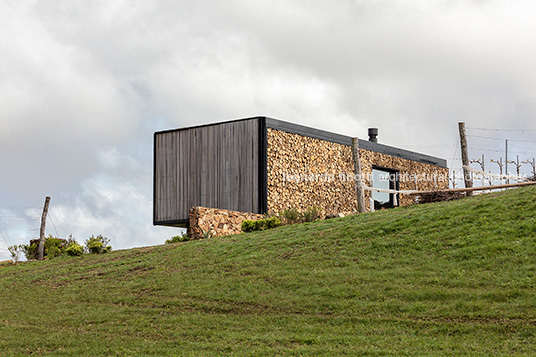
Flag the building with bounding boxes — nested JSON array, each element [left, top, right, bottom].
[[154, 117, 448, 236]]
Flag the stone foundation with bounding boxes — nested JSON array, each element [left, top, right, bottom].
[[188, 206, 264, 239]]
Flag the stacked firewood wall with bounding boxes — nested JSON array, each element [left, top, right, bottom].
[[266, 128, 449, 214], [266, 128, 358, 216], [359, 150, 449, 207]]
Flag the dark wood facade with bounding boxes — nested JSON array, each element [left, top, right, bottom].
[[154, 118, 265, 226], [154, 117, 447, 227]]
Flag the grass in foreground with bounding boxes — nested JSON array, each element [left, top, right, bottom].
[[1, 187, 536, 355]]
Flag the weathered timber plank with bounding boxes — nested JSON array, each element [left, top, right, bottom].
[[155, 118, 262, 223]]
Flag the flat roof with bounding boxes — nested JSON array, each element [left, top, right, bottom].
[[156, 116, 448, 168]]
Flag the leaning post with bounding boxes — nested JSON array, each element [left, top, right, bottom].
[[458, 122, 473, 197], [37, 196, 51, 261]]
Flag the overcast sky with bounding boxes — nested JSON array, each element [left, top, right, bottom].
[[2, 0, 536, 259]]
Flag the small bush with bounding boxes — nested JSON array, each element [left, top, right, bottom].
[[264, 216, 282, 229], [241, 220, 255, 233], [201, 229, 212, 239], [281, 209, 301, 224], [85, 235, 112, 254], [44, 237, 67, 258], [65, 242, 84, 256], [302, 207, 321, 222], [242, 208, 322, 233], [165, 233, 190, 244], [279, 207, 323, 225], [242, 217, 281, 233], [86, 239, 103, 253], [22, 235, 67, 260], [20, 235, 108, 259], [8, 245, 24, 264], [22, 244, 36, 260]]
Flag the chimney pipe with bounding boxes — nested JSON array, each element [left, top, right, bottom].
[[368, 128, 378, 143]]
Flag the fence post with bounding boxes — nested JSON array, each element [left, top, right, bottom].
[[351, 138, 366, 213], [458, 122, 473, 196], [37, 196, 51, 261]]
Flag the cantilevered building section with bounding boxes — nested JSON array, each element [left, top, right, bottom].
[[154, 116, 448, 228]]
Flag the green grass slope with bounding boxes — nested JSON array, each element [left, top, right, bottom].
[[1, 187, 536, 355]]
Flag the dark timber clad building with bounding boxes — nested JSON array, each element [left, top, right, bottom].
[[154, 116, 448, 227]]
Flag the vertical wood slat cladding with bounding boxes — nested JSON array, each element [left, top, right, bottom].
[[154, 119, 260, 224]]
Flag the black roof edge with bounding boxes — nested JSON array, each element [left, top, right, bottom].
[[359, 140, 447, 168], [265, 117, 351, 146], [265, 118, 448, 168], [155, 116, 447, 168]]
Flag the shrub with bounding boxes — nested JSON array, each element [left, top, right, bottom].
[[85, 235, 112, 254], [242, 216, 281, 232], [242, 207, 321, 233], [165, 233, 190, 244], [281, 209, 301, 224], [22, 243, 36, 260], [241, 220, 256, 233], [20, 235, 104, 259], [282, 207, 323, 224], [65, 242, 84, 256], [201, 229, 212, 239], [302, 207, 321, 222], [264, 216, 282, 229], [22, 235, 67, 260], [8, 245, 24, 264], [44, 237, 67, 258]]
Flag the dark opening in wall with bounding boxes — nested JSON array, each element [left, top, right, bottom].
[[372, 166, 399, 210]]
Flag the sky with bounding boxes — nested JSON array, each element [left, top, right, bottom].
[[2, 0, 536, 259]]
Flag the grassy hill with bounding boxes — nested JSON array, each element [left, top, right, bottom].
[[1, 187, 536, 355]]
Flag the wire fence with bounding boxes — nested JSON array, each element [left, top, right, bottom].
[[452, 126, 536, 190], [0, 206, 45, 261]]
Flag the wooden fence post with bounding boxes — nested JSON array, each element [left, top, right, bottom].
[[37, 196, 51, 261], [522, 158, 536, 178], [458, 122, 473, 196], [351, 138, 366, 213]]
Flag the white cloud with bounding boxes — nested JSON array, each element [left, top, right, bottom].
[[47, 171, 179, 251], [1, 0, 536, 259], [0, 3, 134, 150]]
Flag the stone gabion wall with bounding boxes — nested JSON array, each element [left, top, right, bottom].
[[188, 206, 264, 239], [266, 128, 449, 214]]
